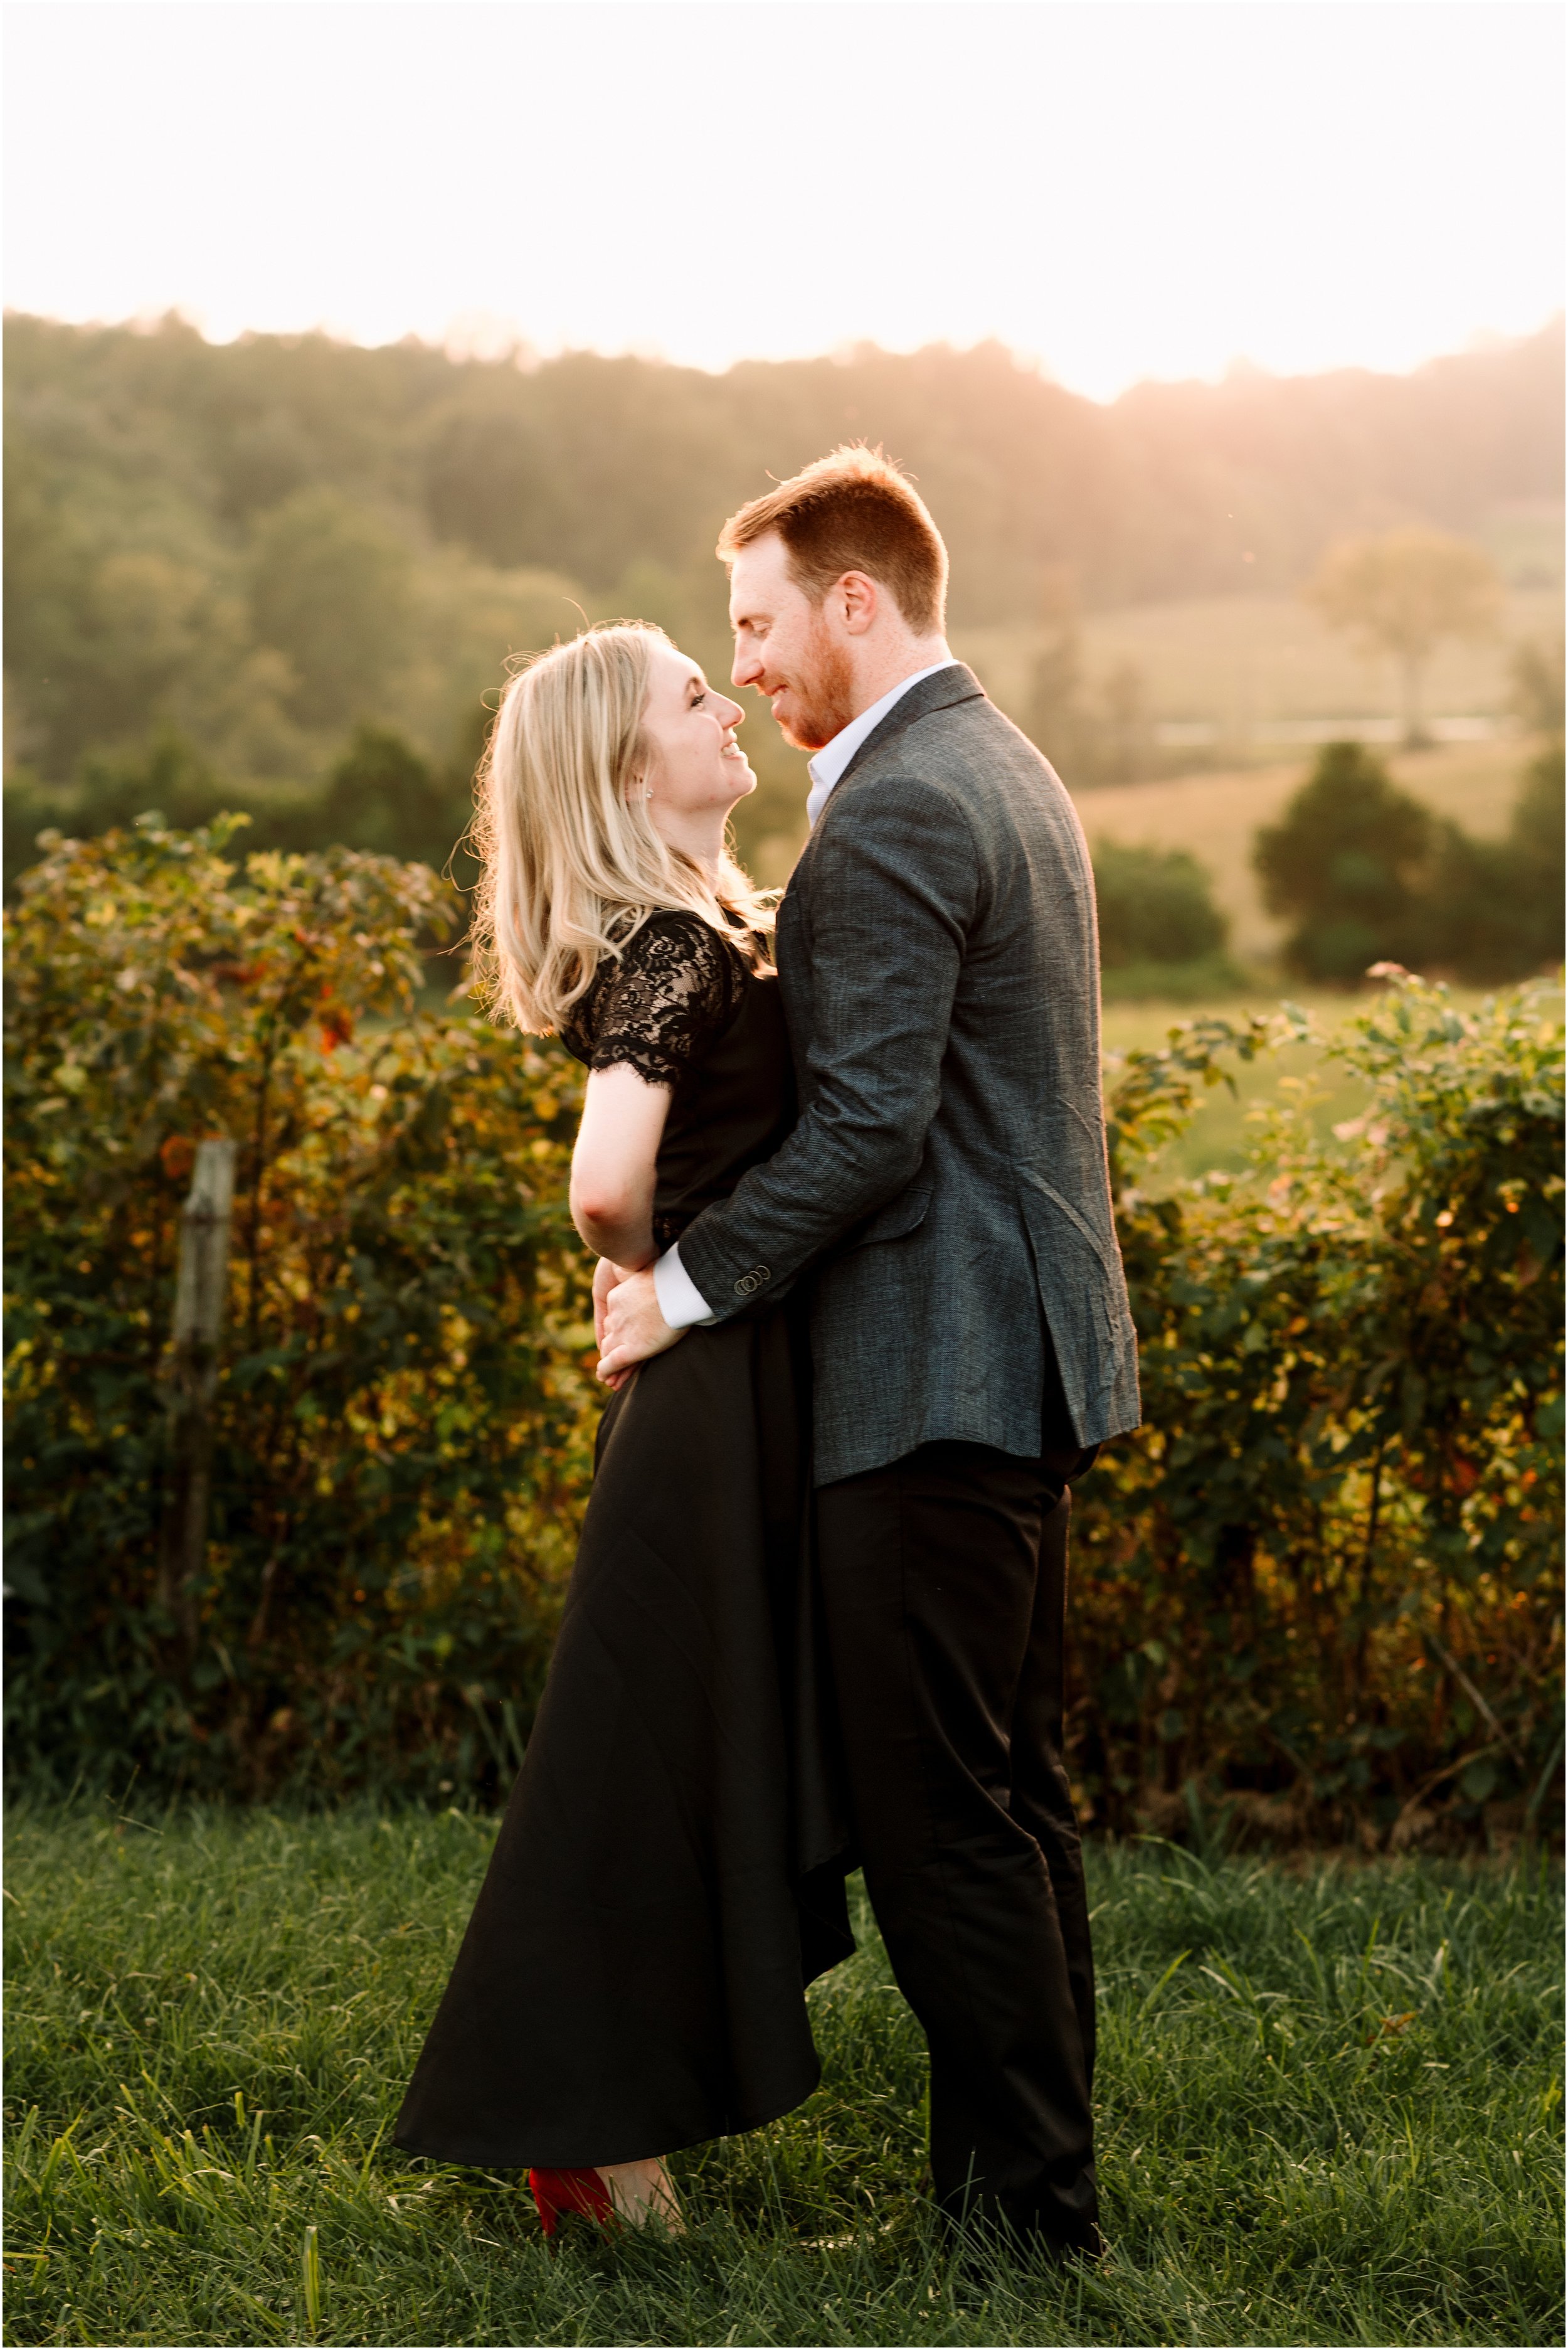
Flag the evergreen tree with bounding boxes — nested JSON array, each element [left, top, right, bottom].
[[1253, 743, 1434, 982]]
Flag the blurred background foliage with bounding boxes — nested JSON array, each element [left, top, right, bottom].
[[6, 823, 1560, 1843], [5, 311, 1563, 907], [1254, 739, 1565, 987]]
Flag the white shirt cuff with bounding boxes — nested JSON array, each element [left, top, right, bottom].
[[653, 1243, 722, 1329]]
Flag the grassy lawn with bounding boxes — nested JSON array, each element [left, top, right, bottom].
[[4, 1808, 1560, 2346]]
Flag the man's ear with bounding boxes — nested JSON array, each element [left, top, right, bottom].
[[837, 572, 881, 636]]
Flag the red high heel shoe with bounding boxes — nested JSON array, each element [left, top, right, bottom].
[[527, 2165, 618, 2242]]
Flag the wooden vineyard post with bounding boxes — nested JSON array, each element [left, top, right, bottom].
[[156, 1138, 236, 1645]]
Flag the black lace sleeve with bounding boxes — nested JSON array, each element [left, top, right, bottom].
[[563, 912, 745, 1086]]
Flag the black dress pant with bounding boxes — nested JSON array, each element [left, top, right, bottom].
[[815, 1431, 1099, 2250]]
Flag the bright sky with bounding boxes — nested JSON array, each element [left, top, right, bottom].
[[4, 1, 1562, 399]]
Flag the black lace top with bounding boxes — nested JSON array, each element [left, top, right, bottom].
[[559, 912, 751, 1087], [559, 908, 795, 1251]]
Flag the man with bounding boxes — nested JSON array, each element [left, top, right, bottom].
[[598, 446, 1140, 2255]]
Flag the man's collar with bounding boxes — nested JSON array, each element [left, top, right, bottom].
[[805, 662, 967, 826]]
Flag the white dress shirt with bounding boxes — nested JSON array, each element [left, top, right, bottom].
[[652, 663, 953, 1332]]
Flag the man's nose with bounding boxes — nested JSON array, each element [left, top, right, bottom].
[[731, 641, 762, 688]]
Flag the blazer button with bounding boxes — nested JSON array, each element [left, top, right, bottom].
[[734, 1265, 771, 1295]]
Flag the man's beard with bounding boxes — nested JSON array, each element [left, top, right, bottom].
[[777, 617, 857, 752]]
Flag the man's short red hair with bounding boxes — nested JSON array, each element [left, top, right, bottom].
[[717, 445, 948, 635]]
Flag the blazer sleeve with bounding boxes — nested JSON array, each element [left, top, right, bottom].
[[677, 770, 978, 1317]]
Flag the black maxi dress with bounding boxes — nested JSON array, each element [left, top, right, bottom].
[[395, 911, 853, 2170]]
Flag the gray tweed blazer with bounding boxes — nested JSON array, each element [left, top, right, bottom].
[[679, 663, 1140, 1486]]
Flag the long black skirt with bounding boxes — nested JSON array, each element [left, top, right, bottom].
[[393, 1300, 854, 2169]]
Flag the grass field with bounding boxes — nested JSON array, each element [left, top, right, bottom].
[[5, 1807, 1560, 2347], [955, 586, 1564, 745]]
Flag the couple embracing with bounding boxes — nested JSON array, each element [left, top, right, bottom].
[[395, 449, 1140, 2260]]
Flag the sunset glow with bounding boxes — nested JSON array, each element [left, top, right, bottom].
[[5, 1, 1562, 396]]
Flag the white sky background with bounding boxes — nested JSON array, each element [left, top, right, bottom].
[[3, 1, 1562, 398]]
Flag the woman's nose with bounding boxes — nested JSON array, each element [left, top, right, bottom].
[[718, 694, 744, 730]]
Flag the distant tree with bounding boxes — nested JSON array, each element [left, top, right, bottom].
[[423, 406, 558, 571], [1024, 617, 1086, 777], [1253, 742, 1434, 982], [316, 725, 474, 879], [4, 731, 237, 890], [3, 437, 258, 776], [70, 728, 226, 836], [3, 721, 485, 900], [1511, 634, 1565, 739], [1420, 826, 1523, 987], [8, 312, 1560, 781], [1097, 660, 1157, 785], [249, 489, 414, 731], [1507, 743, 1565, 969], [1256, 738, 1562, 987], [1093, 839, 1228, 968], [1306, 528, 1502, 748], [1023, 577, 1157, 785], [1421, 747, 1563, 983]]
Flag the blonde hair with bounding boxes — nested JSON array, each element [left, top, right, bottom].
[[471, 622, 773, 1034]]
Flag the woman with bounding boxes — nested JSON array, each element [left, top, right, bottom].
[[394, 625, 851, 2236]]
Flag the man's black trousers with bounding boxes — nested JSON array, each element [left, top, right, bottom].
[[815, 1434, 1099, 2251]]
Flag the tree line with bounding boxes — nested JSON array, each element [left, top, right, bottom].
[[6, 723, 1560, 995], [6, 311, 1560, 795], [6, 312, 1561, 992]]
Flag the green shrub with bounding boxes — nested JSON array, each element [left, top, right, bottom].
[[1091, 839, 1229, 969], [1502, 742, 1564, 971], [4, 817, 595, 1800], [1081, 981, 1564, 1839], [4, 824, 1562, 1839]]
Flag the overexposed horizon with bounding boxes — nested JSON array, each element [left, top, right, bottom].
[[4, 1, 1563, 403], [7, 304, 1562, 408]]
